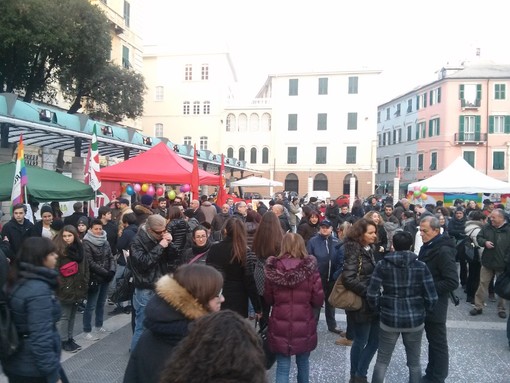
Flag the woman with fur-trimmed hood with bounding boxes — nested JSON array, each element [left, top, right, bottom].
[[123, 264, 224, 383]]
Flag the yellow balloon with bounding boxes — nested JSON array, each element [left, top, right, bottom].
[[421, 193, 428, 200], [167, 190, 176, 200], [141, 183, 149, 192]]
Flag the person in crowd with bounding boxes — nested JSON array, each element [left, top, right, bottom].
[[110, 212, 138, 316], [297, 209, 320, 245], [273, 203, 291, 233], [363, 211, 388, 262], [129, 214, 173, 351], [211, 203, 230, 240], [54, 225, 89, 353], [435, 212, 448, 235], [63, 202, 87, 229], [418, 215, 459, 383], [351, 199, 365, 220], [1, 237, 68, 383], [181, 225, 213, 264], [33, 204, 58, 239], [199, 195, 217, 224], [472, 208, 510, 318], [183, 208, 200, 231], [247, 202, 263, 223], [206, 217, 261, 318], [123, 264, 224, 383], [98, 206, 118, 257], [1, 203, 35, 260], [50, 201, 63, 221], [367, 231, 438, 383], [306, 219, 341, 335], [257, 200, 269, 216], [464, 211, 487, 304], [166, 206, 191, 261], [134, 195, 154, 226], [338, 204, 355, 225], [76, 216, 89, 240], [109, 199, 121, 223], [364, 196, 379, 214], [264, 233, 324, 383], [332, 221, 353, 347], [232, 200, 248, 222], [251, 211, 284, 328], [154, 197, 169, 220], [482, 199, 495, 217], [245, 210, 260, 251], [188, 199, 206, 224], [341, 218, 379, 383], [117, 198, 134, 237], [82, 219, 115, 341], [448, 206, 467, 287], [465, 200, 481, 217], [159, 310, 267, 383], [325, 199, 340, 230], [288, 196, 301, 233]]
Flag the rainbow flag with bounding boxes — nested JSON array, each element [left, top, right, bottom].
[[11, 135, 27, 205]]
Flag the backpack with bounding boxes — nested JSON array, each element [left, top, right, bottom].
[[0, 300, 19, 359], [462, 228, 479, 262]]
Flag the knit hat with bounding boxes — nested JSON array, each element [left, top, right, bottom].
[[119, 198, 130, 205], [40, 204, 53, 216], [141, 194, 154, 206], [455, 206, 465, 213], [77, 216, 89, 227]]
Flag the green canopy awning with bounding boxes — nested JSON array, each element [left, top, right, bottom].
[[0, 162, 95, 202]]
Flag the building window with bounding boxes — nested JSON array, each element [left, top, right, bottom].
[[250, 148, 257, 163], [407, 99, 413, 113], [201, 64, 209, 80], [288, 114, 297, 131], [407, 125, 412, 141], [405, 156, 411, 170], [227, 147, 234, 158], [226, 114, 235, 132], [346, 146, 356, 164], [495, 84, 506, 100], [416, 121, 426, 139], [184, 136, 191, 146], [395, 157, 400, 171], [377, 111, 381, 123], [430, 152, 437, 170], [203, 101, 210, 114], [185, 64, 192, 81], [262, 113, 271, 131], [193, 101, 200, 114], [384, 158, 389, 173], [382, 132, 386, 146], [318, 78, 328, 95], [122, 45, 130, 69], [378, 134, 382, 147], [155, 86, 164, 101], [154, 123, 163, 137], [250, 113, 259, 131], [459, 84, 481, 107], [287, 147, 297, 164], [460, 115, 480, 141], [489, 115, 510, 133], [395, 103, 401, 117], [347, 112, 358, 130], [430, 87, 441, 105], [348, 76, 358, 94], [183, 101, 190, 115], [123, 1, 130, 27], [238, 148, 245, 161], [289, 79, 298, 96], [418, 154, 424, 171], [316, 147, 327, 164], [416, 93, 427, 110], [238, 113, 247, 131], [262, 148, 269, 164], [199, 136, 208, 150], [463, 151, 475, 167], [386, 108, 390, 120], [386, 132, 391, 145], [317, 113, 327, 130], [428, 118, 440, 137], [493, 151, 505, 170]]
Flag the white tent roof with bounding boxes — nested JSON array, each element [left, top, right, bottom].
[[229, 176, 283, 187], [408, 157, 510, 193]]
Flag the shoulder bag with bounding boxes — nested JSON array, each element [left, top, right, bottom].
[[494, 268, 510, 300], [328, 254, 363, 311]]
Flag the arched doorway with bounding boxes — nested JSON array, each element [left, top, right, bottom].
[[343, 174, 358, 195], [285, 173, 299, 192], [313, 173, 328, 191]]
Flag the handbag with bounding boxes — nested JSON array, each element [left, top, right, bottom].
[[109, 269, 134, 303], [328, 255, 363, 311], [59, 261, 78, 277], [494, 269, 510, 300], [255, 319, 276, 370]]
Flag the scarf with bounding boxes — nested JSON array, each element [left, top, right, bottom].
[[83, 230, 107, 247]]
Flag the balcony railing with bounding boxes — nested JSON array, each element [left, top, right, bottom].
[[454, 132, 487, 144], [461, 99, 481, 109]]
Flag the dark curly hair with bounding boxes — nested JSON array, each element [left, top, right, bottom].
[[159, 310, 267, 383]]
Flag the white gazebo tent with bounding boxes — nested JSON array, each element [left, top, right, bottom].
[[229, 176, 283, 188], [407, 157, 510, 194]]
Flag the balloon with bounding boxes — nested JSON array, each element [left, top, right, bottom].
[[421, 186, 428, 193], [147, 185, 155, 196], [156, 187, 164, 196], [168, 190, 176, 200], [184, 184, 190, 192], [413, 190, 421, 197], [126, 185, 135, 195], [141, 183, 149, 192], [134, 183, 141, 193], [421, 193, 428, 200], [413, 185, 420, 191]]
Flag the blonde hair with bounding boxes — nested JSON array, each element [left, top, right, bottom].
[[278, 233, 308, 259]]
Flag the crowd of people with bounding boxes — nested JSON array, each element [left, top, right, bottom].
[[0, 192, 509, 383]]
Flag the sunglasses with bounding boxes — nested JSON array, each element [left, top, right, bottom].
[[216, 289, 223, 299], [151, 228, 167, 235]]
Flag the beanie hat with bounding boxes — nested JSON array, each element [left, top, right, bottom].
[[119, 198, 130, 205], [77, 216, 89, 227], [40, 204, 53, 216], [51, 220, 64, 232], [141, 195, 154, 206], [455, 206, 465, 213]]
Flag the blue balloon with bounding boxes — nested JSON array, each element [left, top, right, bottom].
[[126, 185, 135, 195]]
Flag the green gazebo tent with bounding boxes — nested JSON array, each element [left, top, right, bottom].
[[0, 162, 94, 202]]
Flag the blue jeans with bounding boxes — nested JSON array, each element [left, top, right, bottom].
[[275, 352, 310, 383], [372, 327, 423, 383], [350, 316, 379, 378], [83, 282, 109, 332], [131, 288, 155, 351], [112, 265, 126, 308], [423, 320, 448, 383]]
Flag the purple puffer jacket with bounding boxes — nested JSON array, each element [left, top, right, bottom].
[[264, 254, 324, 356]]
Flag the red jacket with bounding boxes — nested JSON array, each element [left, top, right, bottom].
[[264, 254, 324, 356]]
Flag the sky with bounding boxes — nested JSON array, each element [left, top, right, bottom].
[[140, 0, 510, 103]]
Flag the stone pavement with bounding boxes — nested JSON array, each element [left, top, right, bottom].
[[1, 285, 510, 382]]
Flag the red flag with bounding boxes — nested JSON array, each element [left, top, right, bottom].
[[191, 143, 199, 199], [216, 154, 227, 206]]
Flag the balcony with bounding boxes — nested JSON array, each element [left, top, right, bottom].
[[454, 132, 487, 145], [461, 99, 481, 109]]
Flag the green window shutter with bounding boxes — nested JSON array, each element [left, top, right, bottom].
[[503, 84, 506, 99], [429, 91, 433, 105], [459, 84, 464, 99], [428, 120, 433, 137], [438, 87, 441, 103], [489, 116, 495, 133], [424, 94, 427, 107], [505, 116, 510, 134], [437, 118, 440, 135], [459, 116, 464, 140], [476, 84, 482, 100], [416, 95, 419, 109], [475, 116, 481, 141], [415, 126, 419, 140]]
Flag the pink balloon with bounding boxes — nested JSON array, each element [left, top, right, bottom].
[[147, 185, 155, 196], [134, 183, 141, 192]]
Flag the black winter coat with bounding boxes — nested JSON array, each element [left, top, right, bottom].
[[1, 218, 34, 259], [418, 234, 459, 323], [82, 236, 115, 284], [116, 223, 139, 266]]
